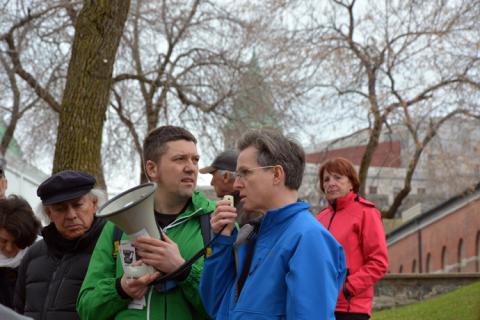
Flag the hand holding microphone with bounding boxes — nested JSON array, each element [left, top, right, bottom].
[[211, 195, 236, 236]]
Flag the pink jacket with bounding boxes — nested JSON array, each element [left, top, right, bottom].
[[316, 192, 388, 315]]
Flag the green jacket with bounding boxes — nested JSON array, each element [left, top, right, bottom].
[[77, 191, 215, 320]]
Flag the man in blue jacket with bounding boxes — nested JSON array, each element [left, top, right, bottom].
[[199, 129, 347, 319]]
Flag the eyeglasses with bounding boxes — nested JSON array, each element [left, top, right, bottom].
[[235, 166, 277, 180]]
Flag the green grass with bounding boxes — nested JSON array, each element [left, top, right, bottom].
[[372, 281, 480, 320]]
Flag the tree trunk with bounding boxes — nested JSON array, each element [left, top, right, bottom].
[[358, 118, 383, 196], [52, 0, 130, 188]]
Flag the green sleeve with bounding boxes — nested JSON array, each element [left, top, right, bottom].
[[77, 222, 130, 319], [179, 255, 210, 319]]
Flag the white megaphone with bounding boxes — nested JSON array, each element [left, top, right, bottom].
[[97, 182, 159, 277]]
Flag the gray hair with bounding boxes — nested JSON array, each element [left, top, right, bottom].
[[237, 129, 305, 190], [217, 169, 236, 182], [38, 188, 107, 225]]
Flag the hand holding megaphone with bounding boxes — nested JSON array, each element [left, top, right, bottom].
[[120, 264, 160, 300], [211, 195, 236, 236], [134, 232, 186, 274]]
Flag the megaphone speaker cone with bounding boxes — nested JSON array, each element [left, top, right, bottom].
[[97, 182, 160, 240]]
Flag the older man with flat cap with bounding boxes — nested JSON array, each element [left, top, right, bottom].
[[14, 170, 106, 320]]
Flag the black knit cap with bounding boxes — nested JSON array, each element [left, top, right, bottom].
[[37, 170, 96, 205], [199, 150, 238, 174]]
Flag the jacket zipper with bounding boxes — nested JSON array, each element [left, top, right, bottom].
[[327, 200, 337, 230], [327, 200, 351, 312], [41, 256, 62, 320], [343, 268, 351, 312]]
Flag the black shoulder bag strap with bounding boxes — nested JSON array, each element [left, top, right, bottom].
[[199, 213, 212, 246], [235, 225, 259, 301], [112, 226, 123, 258], [152, 216, 226, 284]]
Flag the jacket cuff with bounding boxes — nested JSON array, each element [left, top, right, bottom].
[[115, 277, 131, 299]]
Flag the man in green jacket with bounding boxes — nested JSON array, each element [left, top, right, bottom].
[[77, 126, 215, 320]]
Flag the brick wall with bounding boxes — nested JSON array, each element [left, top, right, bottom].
[[388, 198, 480, 274]]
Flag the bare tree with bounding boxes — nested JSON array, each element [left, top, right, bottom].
[[0, 52, 39, 155], [52, 0, 130, 185], [0, 1, 81, 169], [267, 0, 480, 217], [106, 0, 263, 182], [105, 0, 324, 186], [1, 1, 130, 186]]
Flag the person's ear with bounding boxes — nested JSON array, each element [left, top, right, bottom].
[[91, 196, 98, 210], [145, 160, 158, 181], [272, 166, 284, 185], [222, 171, 230, 183]]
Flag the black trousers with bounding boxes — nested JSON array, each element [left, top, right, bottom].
[[335, 312, 370, 320]]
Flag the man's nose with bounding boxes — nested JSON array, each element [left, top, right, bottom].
[[65, 206, 78, 219], [184, 160, 197, 172]]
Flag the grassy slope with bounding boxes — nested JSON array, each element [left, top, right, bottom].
[[372, 281, 480, 320]]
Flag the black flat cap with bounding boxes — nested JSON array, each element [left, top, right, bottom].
[[37, 170, 96, 205], [200, 150, 238, 174]]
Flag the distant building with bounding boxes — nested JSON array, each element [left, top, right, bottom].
[[222, 53, 281, 149], [387, 183, 480, 273], [300, 118, 480, 215], [4, 155, 48, 214], [0, 121, 48, 217]]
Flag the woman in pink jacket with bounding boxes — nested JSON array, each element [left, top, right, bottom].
[[316, 157, 388, 320]]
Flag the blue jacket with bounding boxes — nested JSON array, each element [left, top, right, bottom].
[[200, 201, 346, 319]]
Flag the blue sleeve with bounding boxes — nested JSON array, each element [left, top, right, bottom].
[[199, 232, 237, 318], [285, 227, 346, 320]]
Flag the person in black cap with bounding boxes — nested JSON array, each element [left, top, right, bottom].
[[200, 150, 238, 199], [13, 170, 106, 320], [200, 150, 256, 226]]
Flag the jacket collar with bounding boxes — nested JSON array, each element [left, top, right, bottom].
[[42, 218, 105, 255], [163, 191, 215, 232], [260, 201, 310, 232], [328, 191, 357, 211], [179, 191, 215, 219]]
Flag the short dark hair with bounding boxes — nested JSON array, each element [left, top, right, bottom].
[[237, 129, 305, 190], [0, 195, 41, 249], [143, 126, 197, 164], [318, 157, 360, 193]]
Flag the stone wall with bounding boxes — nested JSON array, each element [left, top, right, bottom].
[[373, 273, 480, 310]]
